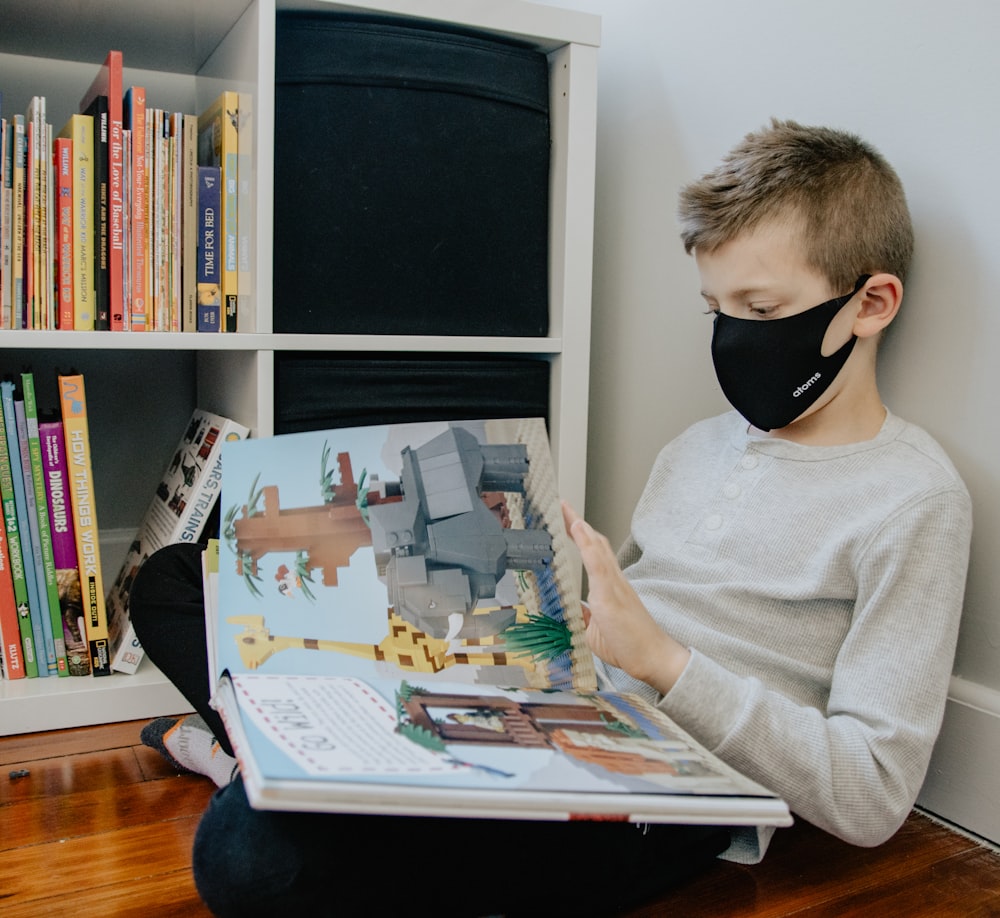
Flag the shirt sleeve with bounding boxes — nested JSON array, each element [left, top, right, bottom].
[[656, 485, 972, 848]]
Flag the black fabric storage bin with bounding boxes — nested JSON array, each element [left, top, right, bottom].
[[273, 13, 551, 336], [274, 353, 550, 434]]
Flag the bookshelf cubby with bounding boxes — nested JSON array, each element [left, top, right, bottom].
[[0, 0, 599, 734]]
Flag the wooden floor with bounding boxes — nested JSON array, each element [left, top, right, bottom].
[[2, 719, 1000, 917]]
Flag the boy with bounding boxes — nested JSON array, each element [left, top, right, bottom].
[[564, 118, 971, 861], [133, 119, 971, 912]]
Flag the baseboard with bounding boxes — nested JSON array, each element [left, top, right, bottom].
[[917, 677, 1000, 847]]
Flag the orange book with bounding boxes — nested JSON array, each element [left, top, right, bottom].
[[57, 373, 110, 675]]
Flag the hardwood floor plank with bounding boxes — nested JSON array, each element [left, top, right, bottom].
[[0, 815, 207, 917], [0, 718, 167, 765], [1, 774, 214, 850], [1, 747, 147, 803]]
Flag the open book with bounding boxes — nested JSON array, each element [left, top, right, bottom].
[[207, 417, 791, 827]]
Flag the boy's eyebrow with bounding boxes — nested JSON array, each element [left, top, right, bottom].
[[701, 285, 781, 300]]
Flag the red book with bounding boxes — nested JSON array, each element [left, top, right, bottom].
[[53, 136, 74, 330], [124, 86, 147, 331], [80, 51, 125, 331]]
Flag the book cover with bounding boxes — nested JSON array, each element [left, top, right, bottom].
[[197, 91, 238, 332], [21, 372, 69, 675], [3, 383, 49, 675], [196, 166, 222, 333], [58, 114, 97, 330], [57, 372, 111, 676], [124, 86, 147, 331], [80, 51, 124, 331], [209, 418, 791, 826], [107, 407, 250, 674], [53, 135, 74, 329], [0, 387, 37, 677], [82, 93, 110, 330], [39, 414, 91, 676]]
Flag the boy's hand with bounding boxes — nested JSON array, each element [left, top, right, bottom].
[[562, 501, 691, 696]]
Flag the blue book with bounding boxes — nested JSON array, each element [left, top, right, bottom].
[[196, 165, 222, 332]]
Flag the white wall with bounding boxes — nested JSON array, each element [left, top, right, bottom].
[[542, 0, 1000, 839]]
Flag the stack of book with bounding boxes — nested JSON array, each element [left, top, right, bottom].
[[0, 368, 247, 681], [0, 56, 249, 332]]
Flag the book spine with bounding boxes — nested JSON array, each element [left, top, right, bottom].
[[21, 373, 68, 675], [81, 51, 125, 330], [109, 408, 250, 674], [6, 388, 49, 675], [85, 94, 111, 330], [10, 115, 25, 329], [0, 499, 24, 678], [54, 136, 74, 329], [181, 113, 198, 332], [23, 117, 34, 328], [58, 373, 111, 676], [39, 418, 91, 676], [196, 166, 222, 332], [1, 116, 10, 329], [0, 385, 37, 677], [198, 92, 238, 332], [124, 87, 147, 331], [14, 394, 58, 673], [236, 93, 253, 333]]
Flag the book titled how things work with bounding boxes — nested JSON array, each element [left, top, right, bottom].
[[208, 417, 791, 827]]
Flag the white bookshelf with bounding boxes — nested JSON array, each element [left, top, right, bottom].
[[0, 0, 599, 735]]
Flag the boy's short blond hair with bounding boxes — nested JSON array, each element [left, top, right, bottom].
[[678, 118, 914, 290]]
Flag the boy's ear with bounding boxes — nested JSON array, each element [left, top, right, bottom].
[[854, 273, 902, 338]]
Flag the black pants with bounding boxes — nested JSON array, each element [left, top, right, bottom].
[[130, 543, 731, 917]]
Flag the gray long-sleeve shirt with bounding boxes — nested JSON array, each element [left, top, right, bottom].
[[603, 409, 972, 858]]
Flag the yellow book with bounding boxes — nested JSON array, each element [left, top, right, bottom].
[[58, 373, 110, 675], [58, 114, 96, 330], [198, 91, 239, 332]]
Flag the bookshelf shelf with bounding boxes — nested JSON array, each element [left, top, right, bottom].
[[0, 0, 599, 734]]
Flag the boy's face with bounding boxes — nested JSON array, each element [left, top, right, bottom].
[[695, 218, 855, 348], [695, 217, 869, 435]]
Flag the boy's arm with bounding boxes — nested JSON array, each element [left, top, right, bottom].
[[655, 485, 971, 848]]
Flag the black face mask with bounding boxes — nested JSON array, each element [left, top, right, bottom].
[[710, 275, 870, 431]]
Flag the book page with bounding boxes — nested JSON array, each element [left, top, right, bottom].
[[215, 418, 595, 693]]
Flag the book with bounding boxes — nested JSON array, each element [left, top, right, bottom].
[[124, 86, 147, 331], [58, 114, 96, 330], [1, 111, 11, 329], [195, 166, 222, 333], [2, 381, 47, 675], [21, 372, 69, 675], [53, 135, 74, 329], [57, 372, 111, 676], [0, 503, 24, 678], [209, 418, 792, 826], [82, 93, 110, 330], [0, 376, 25, 677], [39, 414, 91, 675], [179, 113, 198, 332], [9, 115, 25, 328], [107, 407, 250, 674], [236, 92, 253, 332], [80, 51, 124, 331], [0, 389, 37, 677], [197, 92, 238, 332]]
